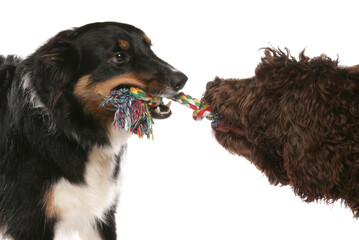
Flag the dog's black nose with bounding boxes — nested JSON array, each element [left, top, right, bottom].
[[168, 71, 188, 91]]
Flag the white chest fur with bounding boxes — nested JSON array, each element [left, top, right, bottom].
[[50, 129, 131, 239]]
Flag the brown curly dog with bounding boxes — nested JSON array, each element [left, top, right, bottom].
[[203, 48, 359, 217]]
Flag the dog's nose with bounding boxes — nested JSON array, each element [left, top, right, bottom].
[[168, 71, 188, 91]]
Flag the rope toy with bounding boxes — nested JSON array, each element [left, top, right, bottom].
[[99, 88, 154, 139], [100, 87, 218, 139]]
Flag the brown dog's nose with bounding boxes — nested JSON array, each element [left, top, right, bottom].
[[168, 71, 188, 91]]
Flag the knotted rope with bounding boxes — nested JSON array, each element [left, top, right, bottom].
[[100, 87, 218, 139]]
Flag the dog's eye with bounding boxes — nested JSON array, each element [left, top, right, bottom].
[[112, 52, 128, 64]]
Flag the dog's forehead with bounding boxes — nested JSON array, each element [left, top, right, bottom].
[[75, 22, 150, 47]]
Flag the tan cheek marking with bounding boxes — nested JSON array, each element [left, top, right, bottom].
[[143, 34, 152, 45], [118, 39, 130, 49], [92, 74, 146, 96], [74, 74, 146, 124], [74, 75, 101, 108]]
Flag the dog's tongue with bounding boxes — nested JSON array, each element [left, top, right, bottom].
[[215, 122, 245, 136]]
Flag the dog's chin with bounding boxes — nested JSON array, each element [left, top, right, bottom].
[[211, 122, 253, 159]]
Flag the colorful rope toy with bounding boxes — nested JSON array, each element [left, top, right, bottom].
[[100, 87, 218, 139]]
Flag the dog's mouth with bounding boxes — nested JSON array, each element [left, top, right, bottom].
[[213, 121, 246, 136], [148, 102, 172, 119], [112, 85, 173, 119]]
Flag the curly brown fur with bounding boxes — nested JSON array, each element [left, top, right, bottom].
[[204, 48, 359, 217]]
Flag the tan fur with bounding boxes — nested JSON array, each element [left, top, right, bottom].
[[73, 74, 145, 123], [118, 39, 130, 49], [44, 189, 60, 218], [143, 34, 152, 45]]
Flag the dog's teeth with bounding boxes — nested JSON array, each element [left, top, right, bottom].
[[165, 101, 172, 108], [155, 106, 161, 114]]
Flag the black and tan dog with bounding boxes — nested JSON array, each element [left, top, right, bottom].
[[0, 22, 187, 240]]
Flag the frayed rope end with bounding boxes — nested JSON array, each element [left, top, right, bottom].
[[100, 88, 154, 139]]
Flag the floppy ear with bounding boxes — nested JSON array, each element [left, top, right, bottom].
[[32, 29, 80, 109]]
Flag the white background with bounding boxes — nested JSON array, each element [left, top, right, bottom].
[[1, 0, 359, 239]]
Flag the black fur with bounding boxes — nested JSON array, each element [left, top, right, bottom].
[[0, 22, 187, 239]]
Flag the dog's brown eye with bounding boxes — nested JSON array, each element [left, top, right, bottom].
[[112, 52, 128, 64]]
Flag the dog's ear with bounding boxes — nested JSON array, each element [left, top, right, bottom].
[[32, 29, 80, 109]]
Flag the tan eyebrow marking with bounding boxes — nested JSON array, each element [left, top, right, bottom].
[[118, 39, 130, 49], [143, 34, 152, 45]]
